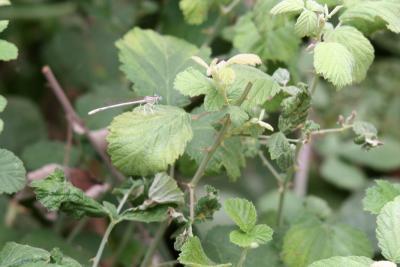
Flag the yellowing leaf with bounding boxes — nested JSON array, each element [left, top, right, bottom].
[[314, 42, 355, 88], [226, 54, 262, 66], [107, 105, 193, 176]]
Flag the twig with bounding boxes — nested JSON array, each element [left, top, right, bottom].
[[139, 221, 169, 267], [41, 66, 124, 182], [258, 151, 282, 183], [236, 248, 249, 267], [63, 122, 73, 168], [293, 142, 312, 197], [310, 125, 352, 136]]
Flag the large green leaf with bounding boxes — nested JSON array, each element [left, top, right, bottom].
[[224, 198, 257, 233], [178, 236, 231, 267], [174, 67, 215, 97], [282, 216, 373, 267], [376, 196, 400, 263], [295, 9, 318, 37], [0, 242, 81, 267], [325, 26, 374, 83], [340, 0, 400, 33], [116, 27, 207, 107], [107, 105, 193, 176], [147, 173, 184, 205], [363, 180, 400, 215], [0, 149, 26, 194], [308, 256, 373, 267], [30, 169, 107, 218], [229, 224, 273, 248], [314, 42, 355, 88], [321, 157, 366, 191]]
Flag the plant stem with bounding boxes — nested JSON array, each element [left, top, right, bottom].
[[140, 221, 169, 267], [92, 182, 136, 267], [311, 125, 353, 136], [236, 248, 249, 267], [258, 151, 282, 183], [188, 83, 253, 224]]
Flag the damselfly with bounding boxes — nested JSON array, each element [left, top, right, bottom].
[[88, 95, 162, 115]]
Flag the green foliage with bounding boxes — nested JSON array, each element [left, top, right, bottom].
[[0, 0, 17, 62], [352, 121, 381, 149], [146, 173, 184, 206], [0, 149, 26, 194], [340, 0, 400, 34], [107, 105, 193, 176], [224, 198, 257, 233], [120, 205, 170, 223], [229, 224, 272, 248], [179, 0, 212, 25], [304, 196, 332, 220], [376, 196, 400, 263], [0, 242, 81, 267], [308, 256, 373, 267], [282, 216, 373, 267], [30, 169, 107, 218], [295, 9, 318, 37], [321, 156, 366, 191], [116, 27, 208, 107], [268, 132, 295, 171], [178, 236, 231, 267], [270, 0, 304, 15], [363, 180, 400, 215], [174, 67, 214, 97], [195, 185, 221, 222]]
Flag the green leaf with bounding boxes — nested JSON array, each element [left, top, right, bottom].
[[30, 169, 107, 218], [282, 216, 373, 267], [304, 196, 332, 220], [308, 256, 373, 267], [314, 42, 355, 88], [295, 9, 318, 37], [120, 205, 169, 223], [147, 173, 184, 205], [272, 68, 290, 86], [116, 27, 207, 106], [0, 95, 6, 112], [175, 68, 215, 97], [186, 108, 245, 180], [270, 0, 305, 15], [179, 0, 212, 25], [195, 185, 221, 222], [321, 157, 366, 191], [225, 106, 249, 127], [0, 242, 81, 267], [363, 180, 400, 215], [0, 40, 17, 61], [325, 26, 374, 83], [21, 140, 80, 170], [204, 89, 225, 112], [0, 0, 10, 33], [278, 86, 311, 133], [376, 196, 400, 263], [352, 121, 381, 149], [203, 226, 282, 267], [229, 224, 273, 248], [0, 149, 26, 194], [107, 105, 193, 176], [178, 236, 232, 267], [268, 132, 295, 171], [224, 198, 257, 233], [340, 1, 400, 33]]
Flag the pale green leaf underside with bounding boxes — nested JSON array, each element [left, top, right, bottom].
[[314, 42, 355, 88], [174, 67, 214, 97], [0, 21, 9, 33], [363, 180, 400, 215], [0, 148, 26, 194], [295, 9, 318, 37], [308, 256, 373, 267], [116, 27, 204, 106], [340, 0, 400, 33], [107, 105, 193, 176], [321, 156, 366, 191], [148, 173, 184, 205], [0, 242, 82, 267], [224, 198, 257, 233], [178, 236, 232, 267], [179, 0, 212, 25], [0, 40, 18, 61], [229, 224, 273, 248], [270, 0, 305, 15], [376, 196, 400, 263], [282, 217, 373, 267], [325, 26, 374, 83], [120, 205, 169, 223]]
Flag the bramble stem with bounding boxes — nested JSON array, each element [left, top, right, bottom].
[[236, 248, 249, 267], [188, 83, 253, 224], [92, 182, 136, 267], [258, 151, 282, 183], [139, 221, 169, 267]]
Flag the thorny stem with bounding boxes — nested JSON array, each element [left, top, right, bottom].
[[42, 66, 124, 182], [92, 182, 136, 267], [188, 83, 253, 225], [139, 221, 170, 267], [236, 248, 249, 267]]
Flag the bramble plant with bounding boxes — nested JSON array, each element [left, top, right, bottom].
[[1, 0, 400, 267]]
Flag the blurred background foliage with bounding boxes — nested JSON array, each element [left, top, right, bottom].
[[0, 0, 400, 266]]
